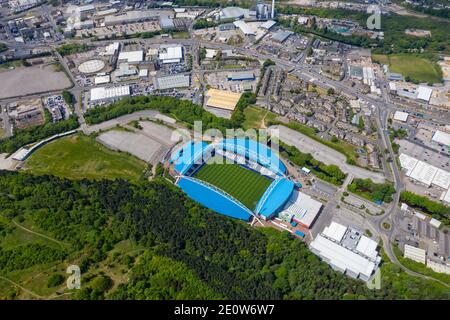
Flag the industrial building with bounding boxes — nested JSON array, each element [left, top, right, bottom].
[[310, 222, 381, 281], [271, 30, 293, 43], [260, 20, 276, 30], [218, 7, 251, 20], [227, 71, 255, 81], [206, 89, 242, 111], [393, 111, 409, 122], [94, 75, 111, 85], [118, 50, 144, 64], [90, 85, 130, 102], [432, 130, 450, 147], [233, 20, 255, 36], [404, 244, 426, 264], [417, 86, 433, 102], [104, 11, 159, 26], [155, 73, 190, 90], [159, 17, 175, 30], [399, 153, 450, 189], [159, 45, 183, 64]]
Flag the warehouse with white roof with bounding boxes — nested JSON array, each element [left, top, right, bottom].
[[393, 111, 409, 122], [155, 73, 190, 90], [90, 85, 130, 102], [399, 153, 419, 176], [408, 160, 438, 187], [416, 86, 433, 102], [432, 130, 450, 147], [118, 51, 144, 64], [310, 222, 381, 281], [159, 46, 183, 64]]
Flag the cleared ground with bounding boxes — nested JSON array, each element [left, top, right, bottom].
[[96, 129, 167, 164], [194, 159, 272, 210], [0, 65, 72, 99], [25, 134, 146, 181], [372, 54, 442, 84]]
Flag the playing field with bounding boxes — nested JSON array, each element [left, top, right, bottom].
[[194, 160, 272, 210], [372, 54, 442, 84], [25, 134, 146, 181]]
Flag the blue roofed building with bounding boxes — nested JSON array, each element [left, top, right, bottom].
[[255, 178, 295, 220]]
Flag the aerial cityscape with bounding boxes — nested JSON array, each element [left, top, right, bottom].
[[0, 0, 449, 304]]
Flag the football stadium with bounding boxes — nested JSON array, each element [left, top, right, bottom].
[[169, 138, 322, 227]]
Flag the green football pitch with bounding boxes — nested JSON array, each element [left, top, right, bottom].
[[194, 161, 272, 210]]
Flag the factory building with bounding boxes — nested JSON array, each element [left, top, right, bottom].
[[104, 11, 159, 26], [205, 89, 242, 111], [154, 73, 190, 90], [227, 71, 255, 81], [158, 45, 183, 64], [118, 50, 144, 64], [90, 85, 130, 103], [310, 222, 381, 281]]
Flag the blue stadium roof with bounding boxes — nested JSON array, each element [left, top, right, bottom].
[[255, 178, 295, 219], [172, 141, 210, 175], [217, 138, 286, 176], [178, 177, 253, 221]]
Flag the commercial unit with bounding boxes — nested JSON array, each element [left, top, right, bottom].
[[417, 86, 433, 102], [90, 85, 130, 102], [227, 71, 255, 81], [393, 111, 409, 122], [404, 244, 426, 264], [206, 89, 242, 111], [159, 45, 183, 64], [310, 222, 381, 281], [155, 73, 190, 90], [233, 20, 255, 36], [118, 50, 144, 64], [94, 75, 111, 85], [400, 152, 450, 191], [408, 160, 438, 187], [432, 130, 450, 147]]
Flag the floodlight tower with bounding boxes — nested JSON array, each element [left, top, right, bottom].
[[271, 0, 275, 19]]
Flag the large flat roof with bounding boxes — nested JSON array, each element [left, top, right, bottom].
[[206, 89, 242, 111], [408, 160, 438, 186], [432, 130, 450, 147], [279, 190, 322, 228], [118, 50, 144, 63], [90, 85, 130, 101], [159, 45, 183, 63], [155, 73, 190, 90], [310, 234, 377, 280], [393, 111, 409, 122], [417, 86, 433, 102]]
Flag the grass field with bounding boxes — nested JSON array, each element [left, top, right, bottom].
[[25, 134, 146, 181], [372, 54, 442, 84], [243, 105, 277, 129], [194, 159, 272, 210]]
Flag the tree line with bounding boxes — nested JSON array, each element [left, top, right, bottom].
[[0, 171, 448, 299]]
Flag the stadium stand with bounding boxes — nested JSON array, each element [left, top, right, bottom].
[[178, 176, 253, 221], [255, 178, 295, 220]]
